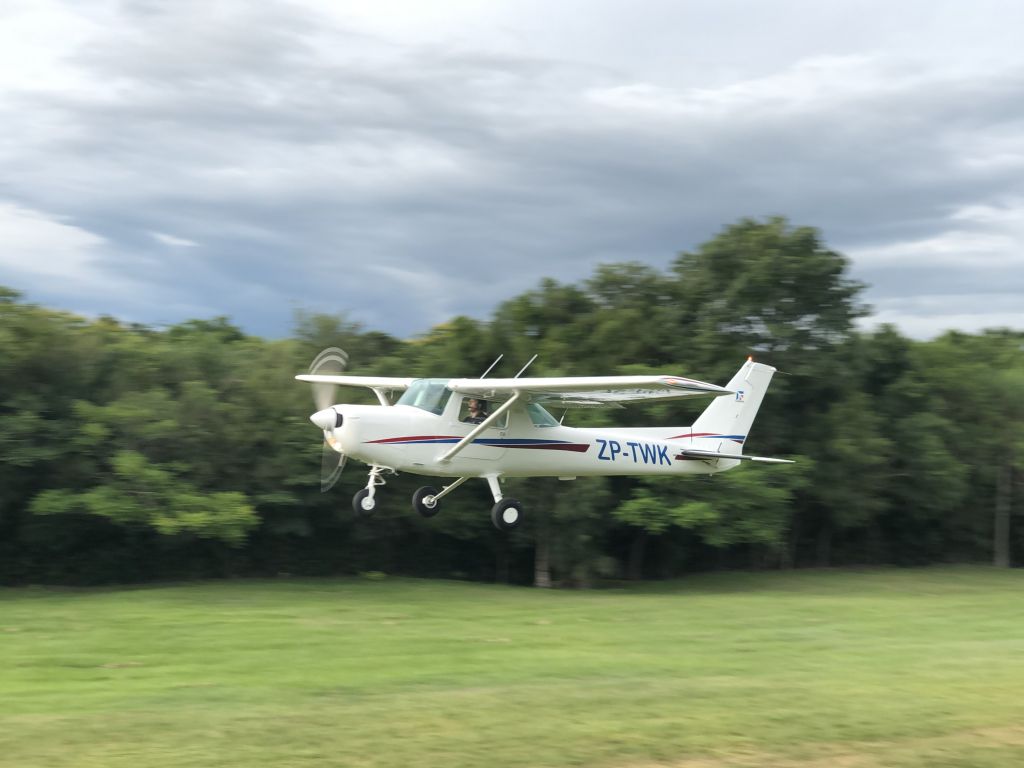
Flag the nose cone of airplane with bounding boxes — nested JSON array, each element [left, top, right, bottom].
[[310, 407, 342, 431]]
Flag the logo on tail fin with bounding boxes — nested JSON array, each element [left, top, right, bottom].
[[735, 389, 745, 402]]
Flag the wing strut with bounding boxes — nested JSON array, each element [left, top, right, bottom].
[[437, 392, 522, 464]]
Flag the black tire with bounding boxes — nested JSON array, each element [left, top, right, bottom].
[[412, 486, 441, 518], [353, 488, 376, 516], [490, 498, 523, 531]]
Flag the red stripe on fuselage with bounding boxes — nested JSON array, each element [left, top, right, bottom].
[[367, 435, 456, 444], [504, 443, 590, 452]]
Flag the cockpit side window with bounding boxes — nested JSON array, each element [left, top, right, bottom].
[[526, 402, 559, 427], [396, 380, 453, 415], [458, 396, 508, 428]]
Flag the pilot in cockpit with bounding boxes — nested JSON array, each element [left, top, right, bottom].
[[463, 398, 489, 424]]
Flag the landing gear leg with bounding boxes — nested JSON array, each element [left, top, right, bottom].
[[412, 476, 471, 518], [485, 475, 523, 531], [353, 465, 390, 516]]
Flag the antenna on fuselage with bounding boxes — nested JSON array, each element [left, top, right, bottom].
[[514, 354, 538, 379], [479, 354, 503, 379]]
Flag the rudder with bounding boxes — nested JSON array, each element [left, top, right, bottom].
[[690, 360, 776, 452]]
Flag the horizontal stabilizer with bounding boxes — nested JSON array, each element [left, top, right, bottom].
[[675, 449, 794, 464]]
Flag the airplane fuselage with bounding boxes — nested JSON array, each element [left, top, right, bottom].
[[333, 403, 742, 478]]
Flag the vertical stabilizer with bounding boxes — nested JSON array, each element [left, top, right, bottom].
[[690, 360, 776, 453]]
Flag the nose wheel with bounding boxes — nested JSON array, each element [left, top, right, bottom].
[[353, 487, 376, 516], [353, 465, 391, 517]]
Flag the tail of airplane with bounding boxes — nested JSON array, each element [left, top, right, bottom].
[[688, 359, 780, 460]]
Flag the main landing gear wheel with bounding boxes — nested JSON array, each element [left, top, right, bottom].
[[490, 498, 523, 531], [353, 488, 376, 517], [412, 486, 441, 518]]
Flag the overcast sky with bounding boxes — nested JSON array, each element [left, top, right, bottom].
[[2, 0, 1022, 340]]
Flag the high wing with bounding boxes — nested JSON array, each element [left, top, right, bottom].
[[446, 375, 732, 408], [295, 375, 415, 392]]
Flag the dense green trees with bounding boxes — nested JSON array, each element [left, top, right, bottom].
[[1, 219, 1021, 585]]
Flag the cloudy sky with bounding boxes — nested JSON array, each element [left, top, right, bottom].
[[1, 0, 1022, 340]]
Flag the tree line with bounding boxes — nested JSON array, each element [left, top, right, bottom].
[[1, 218, 1021, 586]]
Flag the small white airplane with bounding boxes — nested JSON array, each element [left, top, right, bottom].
[[297, 350, 792, 530]]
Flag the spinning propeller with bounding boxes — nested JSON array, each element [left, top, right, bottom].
[[307, 347, 348, 492]]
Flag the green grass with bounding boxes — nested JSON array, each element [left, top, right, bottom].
[[3, 568, 1024, 767]]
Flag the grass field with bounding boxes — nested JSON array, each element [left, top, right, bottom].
[[3, 568, 1024, 767]]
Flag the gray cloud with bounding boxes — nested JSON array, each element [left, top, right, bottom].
[[1, 1, 1022, 339]]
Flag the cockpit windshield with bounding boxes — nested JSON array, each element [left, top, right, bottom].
[[396, 379, 453, 415]]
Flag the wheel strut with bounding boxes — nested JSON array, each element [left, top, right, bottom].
[[485, 475, 523, 531], [412, 477, 471, 518], [353, 465, 392, 516]]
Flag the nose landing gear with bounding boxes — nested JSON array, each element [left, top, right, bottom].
[[353, 465, 391, 517]]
